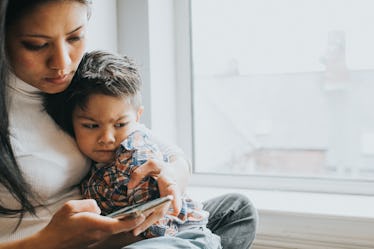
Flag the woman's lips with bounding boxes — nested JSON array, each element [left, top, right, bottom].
[[44, 74, 69, 84]]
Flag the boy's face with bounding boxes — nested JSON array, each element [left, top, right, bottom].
[[72, 93, 143, 163]]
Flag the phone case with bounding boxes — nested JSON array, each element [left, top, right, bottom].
[[106, 195, 173, 219]]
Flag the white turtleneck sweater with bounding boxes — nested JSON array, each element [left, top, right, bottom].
[[0, 74, 90, 242]]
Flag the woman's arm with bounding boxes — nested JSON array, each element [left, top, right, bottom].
[[0, 199, 147, 249], [0, 230, 61, 249]]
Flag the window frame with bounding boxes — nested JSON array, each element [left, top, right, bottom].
[[114, 1, 374, 246], [175, 0, 374, 196]]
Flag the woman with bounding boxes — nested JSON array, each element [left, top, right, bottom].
[[0, 0, 258, 249]]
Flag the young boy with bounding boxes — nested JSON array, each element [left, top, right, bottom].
[[44, 50, 209, 238]]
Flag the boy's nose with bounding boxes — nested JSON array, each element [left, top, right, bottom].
[[98, 130, 115, 145]]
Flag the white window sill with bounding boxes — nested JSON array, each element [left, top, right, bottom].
[[187, 186, 374, 249]]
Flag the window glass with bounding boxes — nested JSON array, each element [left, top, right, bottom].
[[190, 0, 374, 180]]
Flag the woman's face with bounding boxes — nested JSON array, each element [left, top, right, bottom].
[[6, 1, 88, 94]]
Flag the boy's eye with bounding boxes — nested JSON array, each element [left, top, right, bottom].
[[82, 123, 99, 129], [114, 122, 129, 128], [22, 42, 48, 51]]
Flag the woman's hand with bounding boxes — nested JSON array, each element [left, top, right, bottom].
[[129, 195, 172, 237], [0, 160, 190, 249], [89, 198, 172, 248], [35, 199, 146, 249]]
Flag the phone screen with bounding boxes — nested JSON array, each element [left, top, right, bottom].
[[106, 195, 173, 219]]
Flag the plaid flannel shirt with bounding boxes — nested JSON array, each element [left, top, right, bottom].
[[81, 128, 208, 237]]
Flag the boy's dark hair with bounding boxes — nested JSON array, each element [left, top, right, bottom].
[[44, 50, 142, 137]]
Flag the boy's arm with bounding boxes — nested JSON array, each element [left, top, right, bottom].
[[126, 131, 191, 214], [151, 135, 192, 194]]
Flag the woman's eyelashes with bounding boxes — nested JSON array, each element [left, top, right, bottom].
[[21, 41, 47, 51], [21, 35, 84, 51], [68, 35, 84, 43]]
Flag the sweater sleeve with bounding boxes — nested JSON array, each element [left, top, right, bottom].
[[148, 132, 192, 173]]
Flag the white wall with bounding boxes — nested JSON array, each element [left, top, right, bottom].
[[117, 0, 178, 145], [85, 0, 179, 145], [86, 0, 179, 144], [148, 0, 177, 145], [86, 0, 118, 53], [117, 0, 151, 128]]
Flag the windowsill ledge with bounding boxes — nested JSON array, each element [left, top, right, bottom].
[[187, 186, 374, 249], [187, 186, 374, 218]]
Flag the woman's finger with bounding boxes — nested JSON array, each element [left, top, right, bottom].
[[80, 212, 147, 234], [59, 199, 101, 215], [132, 201, 170, 236], [109, 214, 146, 233]]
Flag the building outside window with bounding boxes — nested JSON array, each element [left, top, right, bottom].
[[186, 0, 374, 194]]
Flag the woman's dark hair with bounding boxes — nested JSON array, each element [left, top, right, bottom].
[[5, 0, 92, 31], [0, 0, 36, 218], [0, 0, 91, 219]]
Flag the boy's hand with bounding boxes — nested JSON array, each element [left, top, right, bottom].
[[127, 159, 182, 215]]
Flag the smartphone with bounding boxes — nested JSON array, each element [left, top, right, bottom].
[[106, 195, 173, 219]]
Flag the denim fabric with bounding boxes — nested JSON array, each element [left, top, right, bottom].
[[123, 193, 258, 249], [203, 193, 258, 249], [123, 226, 221, 249]]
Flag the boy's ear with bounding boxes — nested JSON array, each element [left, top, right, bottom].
[[136, 106, 144, 122]]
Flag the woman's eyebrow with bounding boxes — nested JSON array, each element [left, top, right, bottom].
[[67, 25, 84, 35], [21, 25, 85, 38]]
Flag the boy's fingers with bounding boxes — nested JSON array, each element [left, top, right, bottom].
[[127, 160, 162, 188]]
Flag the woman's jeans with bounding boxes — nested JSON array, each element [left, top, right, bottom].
[[124, 193, 258, 249]]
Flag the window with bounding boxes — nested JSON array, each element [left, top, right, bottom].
[[182, 0, 374, 194]]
